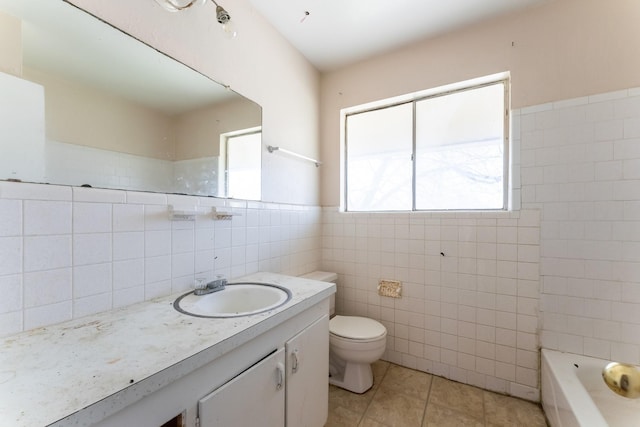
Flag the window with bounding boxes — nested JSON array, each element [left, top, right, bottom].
[[222, 127, 262, 200], [344, 79, 508, 211]]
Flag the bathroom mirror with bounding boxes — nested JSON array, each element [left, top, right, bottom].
[[0, 0, 262, 199]]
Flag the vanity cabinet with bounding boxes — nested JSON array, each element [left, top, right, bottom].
[[196, 314, 329, 427], [198, 349, 285, 426], [1, 272, 335, 427], [285, 314, 329, 427], [92, 298, 331, 427]]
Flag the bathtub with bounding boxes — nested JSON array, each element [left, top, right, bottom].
[[542, 349, 640, 427]]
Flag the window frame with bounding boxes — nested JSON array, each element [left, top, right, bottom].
[[219, 126, 262, 200], [343, 78, 510, 212]]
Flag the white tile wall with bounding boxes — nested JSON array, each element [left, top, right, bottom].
[[46, 141, 221, 196], [322, 209, 541, 401], [319, 86, 640, 402], [0, 72, 46, 184], [45, 140, 174, 193], [0, 181, 321, 337], [520, 87, 640, 367]]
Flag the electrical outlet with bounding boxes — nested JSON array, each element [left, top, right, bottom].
[[378, 279, 402, 298]]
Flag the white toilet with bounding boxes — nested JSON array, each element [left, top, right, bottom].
[[300, 271, 387, 394]]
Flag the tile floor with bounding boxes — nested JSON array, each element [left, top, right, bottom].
[[325, 361, 548, 427]]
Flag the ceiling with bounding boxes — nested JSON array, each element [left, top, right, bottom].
[[248, 0, 550, 72]]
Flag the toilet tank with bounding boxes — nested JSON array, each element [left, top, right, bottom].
[[300, 271, 337, 315]]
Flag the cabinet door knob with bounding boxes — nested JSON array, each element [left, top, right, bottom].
[[276, 362, 285, 390], [291, 349, 299, 374]]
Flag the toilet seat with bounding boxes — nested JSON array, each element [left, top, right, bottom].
[[329, 315, 386, 341]]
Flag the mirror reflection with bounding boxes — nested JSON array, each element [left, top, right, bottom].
[[0, 0, 262, 199]]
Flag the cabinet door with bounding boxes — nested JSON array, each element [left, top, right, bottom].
[[198, 348, 285, 427], [285, 314, 329, 427]]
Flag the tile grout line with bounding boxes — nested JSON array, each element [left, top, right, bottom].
[[357, 363, 390, 426], [482, 390, 488, 426], [419, 373, 435, 427]]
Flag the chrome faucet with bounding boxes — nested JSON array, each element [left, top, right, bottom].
[[194, 275, 227, 295]]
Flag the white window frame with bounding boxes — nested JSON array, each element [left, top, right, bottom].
[[341, 73, 510, 212], [219, 126, 262, 200]]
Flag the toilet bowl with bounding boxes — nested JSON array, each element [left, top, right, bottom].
[[328, 315, 387, 393], [300, 271, 388, 394]]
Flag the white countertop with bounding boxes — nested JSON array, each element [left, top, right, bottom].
[[0, 272, 335, 427]]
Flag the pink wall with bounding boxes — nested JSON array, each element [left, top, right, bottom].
[[0, 12, 21, 76], [320, 0, 640, 206]]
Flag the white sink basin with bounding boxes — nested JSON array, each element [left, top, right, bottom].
[[174, 282, 291, 318]]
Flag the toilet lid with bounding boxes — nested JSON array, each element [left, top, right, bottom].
[[329, 315, 386, 340]]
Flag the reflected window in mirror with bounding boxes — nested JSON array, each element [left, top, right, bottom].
[[0, 0, 262, 199], [223, 127, 262, 201]]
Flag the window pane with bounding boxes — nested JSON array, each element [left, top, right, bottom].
[[415, 83, 504, 210], [346, 103, 413, 211], [227, 132, 261, 200]]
